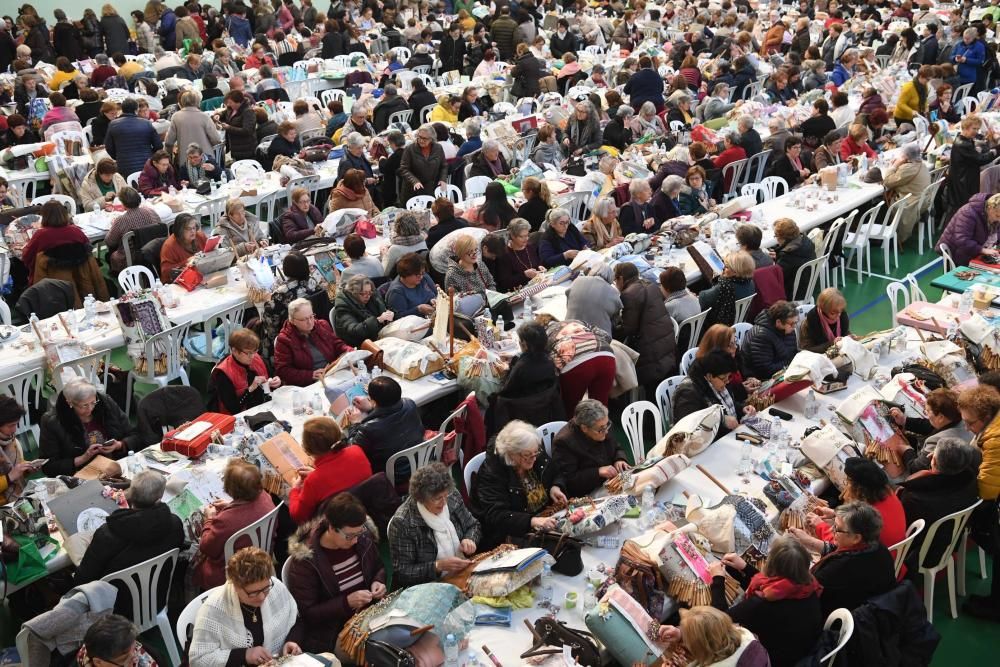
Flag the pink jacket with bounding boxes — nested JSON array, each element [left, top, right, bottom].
[[193, 491, 276, 589]]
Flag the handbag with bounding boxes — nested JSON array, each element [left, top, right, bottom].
[[356, 219, 378, 238], [800, 424, 862, 491], [364, 640, 416, 667], [173, 264, 204, 291], [609, 538, 670, 620], [526, 531, 584, 576], [520, 618, 601, 667], [647, 405, 723, 459]]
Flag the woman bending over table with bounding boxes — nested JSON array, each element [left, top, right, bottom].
[[333, 274, 395, 347], [657, 606, 770, 667], [552, 400, 629, 497]]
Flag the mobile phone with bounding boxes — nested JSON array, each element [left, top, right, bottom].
[[769, 407, 793, 421], [28, 458, 48, 469]]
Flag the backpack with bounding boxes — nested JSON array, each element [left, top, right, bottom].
[[27, 98, 47, 130]]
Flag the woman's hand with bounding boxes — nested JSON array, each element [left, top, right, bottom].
[[268, 377, 281, 390], [888, 407, 906, 426], [74, 443, 104, 468], [525, 268, 540, 279], [371, 581, 387, 598], [598, 465, 618, 479], [436, 556, 472, 574], [312, 368, 326, 381], [460, 539, 477, 556], [550, 486, 567, 505], [657, 625, 681, 643], [244, 241, 257, 254], [614, 460, 630, 472], [244, 646, 272, 665], [707, 561, 726, 578], [101, 440, 124, 454], [352, 396, 374, 413], [724, 415, 739, 430], [742, 405, 757, 417], [413, 182, 424, 191], [531, 516, 557, 531], [378, 310, 395, 323], [282, 642, 302, 656], [721, 553, 747, 571], [417, 303, 435, 316], [788, 527, 824, 552], [347, 589, 374, 609], [563, 249, 579, 260]]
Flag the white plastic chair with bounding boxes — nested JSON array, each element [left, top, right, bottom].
[[0, 367, 44, 455], [886, 273, 925, 324], [733, 293, 756, 324], [101, 548, 182, 667], [622, 401, 664, 465], [390, 46, 412, 62], [677, 309, 711, 351], [125, 322, 192, 417], [119, 265, 157, 293], [255, 188, 282, 226], [194, 195, 229, 229], [386, 432, 445, 487], [757, 176, 789, 201], [389, 109, 414, 126], [745, 149, 772, 185], [916, 498, 983, 622], [127, 171, 142, 189], [537, 421, 567, 458], [439, 396, 471, 469], [842, 201, 884, 283], [655, 375, 686, 426], [175, 588, 213, 653], [419, 103, 436, 124], [32, 194, 77, 215], [463, 451, 486, 495], [916, 177, 945, 254], [820, 609, 854, 667], [819, 214, 854, 291], [790, 253, 831, 305], [320, 88, 346, 107], [956, 527, 990, 596], [286, 173, 323, 206], [733, 322, 753, 348], [558, 191, 592, 227], [867, 193, 913, 273], [281, 558, 293, 584], [4, 175, 35, 207], [889, 519, 926, 579], [669, 120, 687, 132], [740, 183, 762, 203], [51, 348, 112, 393], [435, 183, 464, 203], [938, 242, 956, 273], [679, 348, 698, 375], [187, 302, 247, 364], [0, 299, 9, 326], [465, 175, 492, 199], [223, 502, 283, 562], [405, 195, 436, 210], [720, 158, 748, 201], [230, 159, 266, 180], [584, 45, 606, 55]]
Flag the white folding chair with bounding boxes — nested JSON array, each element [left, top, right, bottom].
[[255, 189, 282, 226], [842, 201, 883, 282], [889, 519, 926, 579], [230, 159, 266, 180], [286, 173, 323, 206], [957, 527, 990, 596], [465, 176, 492, 199], [733, 322, 753, 347], [0, 367, 44, 455], [721, 158, 748, 201], [886, 279, 912, 325], [745, 149, 772, 185], [32, 194, 77, 215], [655, 375, 686, 426], [622, 400, 663, 465], [938, 242, 956, 273], [390, 46, 412, 62], [740, 183, 762, 203], [867, 193, 913, 273], [434, 183, 464, 203], [405, 195, 436, 210], [757, 176, 789, 201], [119, 265, 157, 293], [125, 322, 192, 417], [679, 348, 698, 375], [186, 302, 247, 364], [101, 548, 182, 667], [790, 253, 831, 305], [734, 293, 756, 323], [916, 499, 983, 622], [127, 171, 142, 189], [51, 348, 112, 393], [281, 557, 293, 584], [677, 309, 711, 350], [463, 451, 486, 495], [194, 195, 229, 229], [558, 191, 592, 227], [223, 502, 283, 562], [175, 588, 213, 653], [820, 609, 854, 667], [0, 299, 9, 326], [389, 109, 414, 127], [537, 421, 567, 458], [386, 432, 445, 487], [419, 104, 436, 124]]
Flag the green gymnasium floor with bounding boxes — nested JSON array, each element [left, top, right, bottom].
[[2, 237, 998, 664]]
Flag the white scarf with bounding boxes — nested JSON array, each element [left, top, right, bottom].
[[417, 500, 461, 559]]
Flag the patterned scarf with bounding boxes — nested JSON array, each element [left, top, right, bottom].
[[745, 573, 823, 601], [820, 310, 841, 342]]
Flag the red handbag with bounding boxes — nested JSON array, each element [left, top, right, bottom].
[[173, 265, 203, 291], [355, 219, 377, 238], [161, 413, 236, 458]]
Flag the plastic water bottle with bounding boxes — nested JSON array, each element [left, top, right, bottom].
[[443, 634, 458, 667], [768, 417, 782, 457], [804, 390, 819, 419], [537, 561, 554, 606], [483, 307, 493, 323], [584, 582, 597, 610], [960, 289, 973, 316], [589, 535, 621, 549], [234, 416, 250, 441], [496, 314, 505, 334], [220, 170, 229, 186], [738, 441, 753, 477], [465, 652, 481, 667], [523, 298, 533, 322], [128, 450, 143, 478], [79, 294, 96, 331]]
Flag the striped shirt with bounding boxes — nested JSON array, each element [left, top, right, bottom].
[[324, 547, 365, 594]]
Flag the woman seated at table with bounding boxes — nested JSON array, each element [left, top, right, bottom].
[[582, 197, 625, 250], [386, 253, 437, 317], [103, 187, 161, 274], [40, 378, 138, 477], [160, 213, 207, 282], [267, 121, 301, 167], [208, 328, 281, 415], [0, 398, 30, 505], [189, 547, 302, 665], [516, 177, 552, 233], [20, 200, 92, 284], [472, 419, 568, 549], [839, 124, 877, 162], [76, 614, 162, 667], [530, 125, 565, 168], [289, 418, 373, 524], [562, 101, 603, 157], [136, 150, 181, 197], [275, 297, 353, 387], [214, 199, 265, 258], [888, 389, 973, 473], [469, 139, 511, 179], [797, 98, 837, 149], [477, 181, 517, 232], [281, 187, 324, 243], [429, 95, 461, 124], [388, 462, 482, 586], [540, 208, 590, 268], [445, 232, 497, 295], [630, 101, 669, 138], [677, 166, 715, 216], [178, 144, 224, 186], [666, 94, 695, 129], [330, 168, 380, 217], [194, 459, 277, 590], [652, 175, 684, 223], [672, 350, 753, 437], [930, 84, 961, 124], [771, 217, 817, 301], [658, 607, 769, 667], [619, 179, 659, 235], [334, 274, 395, 347], [89, 103, 118, 147], [799, 287, 851, 353], [706, 536, 823, 667], [382, 214, 428, 277], [492, 218, 543, 292], [80, 157, 127, 211], [766, 136, 811, 189], [286, 493, 386, 653], [698, 251, 756, 328], [552, 399, 629, 497]]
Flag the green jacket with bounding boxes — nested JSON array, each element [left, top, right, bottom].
[[333, 288, 387, 347]]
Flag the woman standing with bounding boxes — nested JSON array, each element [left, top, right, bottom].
[[160, 213, 207, 282], [771, 217, 816, 301], [895, 65, 933, 127], [614, 262, 678, 394], [399, 124, 447, 205], [99, 6, 131, 57]]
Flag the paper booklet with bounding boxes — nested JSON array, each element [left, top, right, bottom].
[[260, 432, 313, 485], [473, 547, 547, 574]]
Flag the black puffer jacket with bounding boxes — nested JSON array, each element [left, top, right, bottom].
[[220, 100, 257, 160], [897, 469, 979, 565], [841, 581, 940, 667], [671, 358, 744, 437], [511, 52, 546, 98], [774, 233, 816, 301], [551, 422, 628, 497], [39, 391, 140, 477], [615, 277, 677, 386], [742, 310, 798, 380]]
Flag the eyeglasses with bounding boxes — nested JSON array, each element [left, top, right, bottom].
[[588, 420, 613, 434], [99, 645, 137, 667], [520, 449, 541, 461], [293, 314, 316, 322], [244, 582, 273, 598], [338, 527, 368, 541], [73, 399, 99, 410]]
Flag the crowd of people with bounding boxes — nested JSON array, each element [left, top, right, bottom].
[[4, 0, 1000, 665]]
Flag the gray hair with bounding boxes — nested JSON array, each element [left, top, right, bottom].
[[662, 174, 686, 196], [127, 470, 166, 508], [408, 462, 455, 503], [573, 398, 608, 428], [629, 179, 652, 197], [666, 145, 690, 163], [464, 118, 482, 138], [586, 262, 613, 283], [507, 218, 531, 237], [393, 212, 422, 238], [761, 535, 812, 584], [544, 207, 572, 228], [63, 378, 98, 404], [592, 196, 617, 220], [384, 83, 398, 96], [674, 94, 692, 106], [342, 273, 375, 297], [287, 297, 312, 319], [640, 101, 657, 116], [901, 142, 922, 162], [933, 438, 979, 475], [964, 27, 978, 40], [495, 419, 542, 466], [712, 81, 729, 96], [836, 501, 883, 544], [346, 132, 366, 149], [617, 104, 635, 118], [416, 123, 437, 141], [482, 139, 501, 153], [187, 143, 202, 156], [737, 114, 754, 131], [768, 117, 786, 131]]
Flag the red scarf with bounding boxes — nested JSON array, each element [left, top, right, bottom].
[[745, 573, 823, 601], [820, 311, 841, 342]]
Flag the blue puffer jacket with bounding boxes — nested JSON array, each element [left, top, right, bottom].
[[623, 68, 665, 110], [227, 15, 253, 47], [104, 114, 163, 179], [158, 9, 177, 51], [742, 309, 799, 380], [952, 39, 986, 84]]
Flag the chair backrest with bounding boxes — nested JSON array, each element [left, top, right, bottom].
[[916, 499, 983, 573], [622, 400, 663, 465], [4, 176, 35, 207], [758, 176, 789, 201], [119, 265, 157, 293], [190, 302, 247, 363], [537, 421, 567, 458], [904, 272, 927, 303], [881, 193, 913, 235], [820, 608, 855, 667], [741, 183, 761, 203], [420, 103, 436, 123], [733, 321, 753, 348], [406, 195, 436, 210], [100, 548, 180, 632], [938, 242, 956, 273], [850, 200, 885, 247], [389, 109, 414, 127], [821, 216, 849, 258], [886, 280, 911, 325], [679, 348, 697, 375], [677, 309, 711, 351], [463, 451, 486, 495], [0, 299, 10, 326], [559, 191, 592, 227], [137, 322, 192, 382], [466, 175, 492, 199], [791, 253, 831, 305], [320, 88, 347, 108], [256, 189, 282, 225], [33, 194, 77, 215], [52, 348, 112, 393], [175, 588, 213, 653], [127, 171, 142, 189], [439, 397, 470, 467], [434, 183, 464, 203], [721, 158, 748, 199], [889, 518, 926, 579], [286, 174, 323, 206], [655, 375, 687, 426], [230, 159, 266, 180], [385, 432, 445, 487], [194, 195, 229, 228], [953, 82, 973, 107], [733, 293, 756, 323], [223, 501, 284, 562], [51, 130, 91, 156], [746, 149, 772, 184], [0, 366, 44, 449]]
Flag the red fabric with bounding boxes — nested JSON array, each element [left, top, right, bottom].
[[288, 446, 373, 523], [713, 146, 748, 191], [559, 355, 616, 416], [746, 573, 823, 601], [21, 225, 90, 282], [749, 264, 786, 320], [193, 490, 275, 589], [839, 135, 877, 161], [451, 393, 486, 465], [273, 319, 354, 387], [213, 353, 268, 413]]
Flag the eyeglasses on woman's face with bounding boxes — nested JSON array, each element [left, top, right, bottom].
[[337, 526, 368, 542], [243, 582, 273, 598]]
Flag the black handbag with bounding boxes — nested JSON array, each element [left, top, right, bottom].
[[364, 639, 416, 667], [527, 531, 584, 576], [520, 618, 601, 667]]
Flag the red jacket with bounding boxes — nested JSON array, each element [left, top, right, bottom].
[[713, 146, 748, 191], [21, 225, 90, 282], [212, 353, 268, 414], [288, 446, 373, 523], [839, 135, 877, 161], [273, 319, 353, 387], [193, 490, 275, 589], [815, 493, 908, 551]]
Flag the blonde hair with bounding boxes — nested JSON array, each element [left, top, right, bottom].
[[680, 607, 744, 666], [225, 198, 245, 217], [725, 251, 754, 279], [816, 288, 847, 314], [225, 547, 274, 587], [452, 233, 478, 259], [773, 217, 800, 243]]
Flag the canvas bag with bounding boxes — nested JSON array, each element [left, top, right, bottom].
[[646, 405, 723, 459], [800, 424, 862, 491]]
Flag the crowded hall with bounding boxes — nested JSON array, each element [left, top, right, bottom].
[[6, 0, 1000, 665]]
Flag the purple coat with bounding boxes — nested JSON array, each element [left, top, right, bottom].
[[937, 193, 994, 267]]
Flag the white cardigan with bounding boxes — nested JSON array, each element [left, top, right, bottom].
[[189, 578, 298, 667]]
